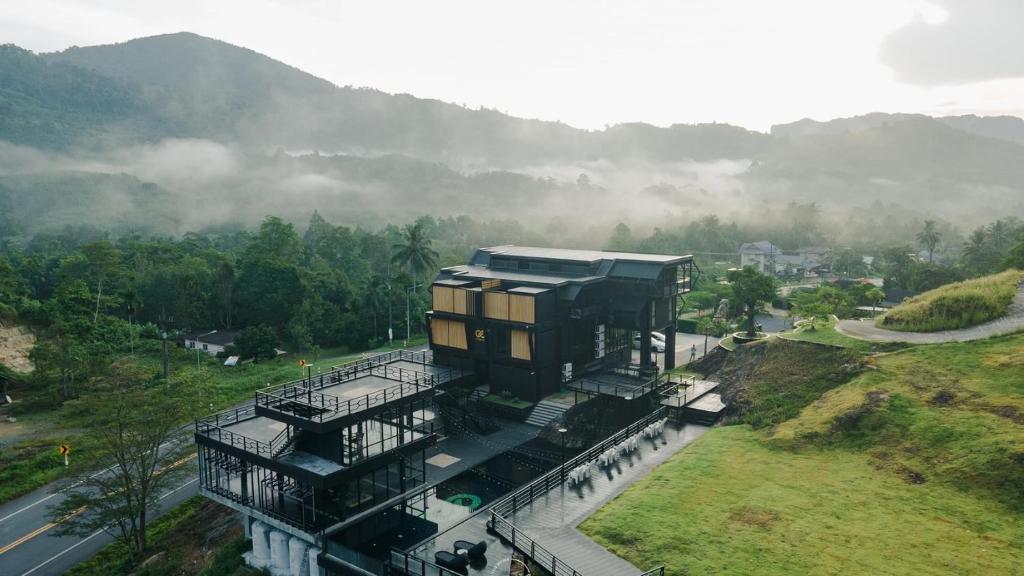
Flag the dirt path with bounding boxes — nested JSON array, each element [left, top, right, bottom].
[[836, 283, 1024, 343]]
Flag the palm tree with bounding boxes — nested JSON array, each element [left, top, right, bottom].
[[988, 220, 1011, 252], [916, 220, 942, 263], [391, 222, 439, 279], [962, 228, 990, 273]]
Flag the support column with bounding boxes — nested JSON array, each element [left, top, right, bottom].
[[269, 530, 290, 573], [639, 301, 653, 372], [665, 295, 677, 370], [250, 521, 270, 568], [289, 536, 310, 576], [307, 546, 323, 576]]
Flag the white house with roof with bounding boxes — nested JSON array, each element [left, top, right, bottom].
[[739, 242, 831, 276], [183, 329, 239, 355], [739, 241, 782, 273]]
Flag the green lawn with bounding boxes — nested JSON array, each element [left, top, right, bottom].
[[781, 316, 877, 353], [580, 333, 1024, 575], [580, 426, 1024, 576], [483, 394, 533, 409], [719, 336, 737, 351]]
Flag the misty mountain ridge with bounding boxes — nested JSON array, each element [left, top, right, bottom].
[[2, 31, 1024, 242], [772, 112, 1024, 145]]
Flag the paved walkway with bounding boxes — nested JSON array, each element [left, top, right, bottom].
[[505, 423, 709, 576], [836, 283, 1024, 344]]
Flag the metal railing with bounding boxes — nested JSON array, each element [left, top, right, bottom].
[[567, 372, 664, 401], [256, 379, 430, 423], [491, 407, 666, 518], [388, 549, 463, 576], [658, 374, 715, 408], [489, 514, 585, 576], [487, 407, 670, 576]]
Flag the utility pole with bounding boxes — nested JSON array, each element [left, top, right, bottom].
[[406, 282, 421, 344], [387, 283, 393, 344], [161, 332, 169, 379]]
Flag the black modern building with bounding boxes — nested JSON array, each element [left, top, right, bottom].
[[194, 351, 468, 576], [193, 246, 695, 576], [427, 246, 695, 403]]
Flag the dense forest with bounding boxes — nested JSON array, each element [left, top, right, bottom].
[[4, 206, 1024, 403]]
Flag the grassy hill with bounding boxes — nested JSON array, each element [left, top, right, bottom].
[[878, 269, 1023, 332], [579, 335, 1024, 575]]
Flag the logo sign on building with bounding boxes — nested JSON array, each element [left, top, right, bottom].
[[474, 329, 486, 342]]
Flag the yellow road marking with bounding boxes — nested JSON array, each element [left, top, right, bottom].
[[0, 522, 59, 556], [0, 454, 197, 557]]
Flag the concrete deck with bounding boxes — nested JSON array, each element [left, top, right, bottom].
[[424, 418, 540, 484], [412, 422, 709, 576], [504, 422, 708, 576], [569, 371, 651, 399]]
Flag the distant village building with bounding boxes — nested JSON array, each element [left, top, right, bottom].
[[183, 329, 238, 355], [739, 241, 781, 273], [739, 242, 831, 277]]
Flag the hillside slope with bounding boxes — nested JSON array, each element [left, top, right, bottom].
[[580, 334, 1024, 575]]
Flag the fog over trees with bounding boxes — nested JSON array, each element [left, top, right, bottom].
[[2, 33, 1024, 253]]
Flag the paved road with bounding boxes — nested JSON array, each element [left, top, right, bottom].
[[837, 283, 1024, 344], [0, 345, 435, 575], [0, 442, 198, 576]]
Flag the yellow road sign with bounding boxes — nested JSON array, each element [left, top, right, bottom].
[[59, 444, 70, 456]]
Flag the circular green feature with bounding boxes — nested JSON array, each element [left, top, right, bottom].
[[445, 493, 483, 511]]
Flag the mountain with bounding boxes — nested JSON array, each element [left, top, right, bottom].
[[772, 112, 1024, 146], [0, 44, 157, 149], [1, 32, 1024, 241], [35, 32, 768, 165]]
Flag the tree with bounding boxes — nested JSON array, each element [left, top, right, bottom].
[[988, 219, 1012, 253], [916, 220, 942, 263], [789, 288, 835, 331], [1006, 234, 1024, 270], [233, 325, 278, 360], [80, 240, 123, 325], [865, 287, 885, 314], [49, 372, 196, 561], [607, 222, 633, 251], [212, 259, 235, 329], [833, 249, 865, 278], [962, 227, 996, 275], [726, 266, 776, 337], [391, 222, 439, 278]]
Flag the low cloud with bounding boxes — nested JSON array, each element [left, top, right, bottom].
[[880, 0, 1024, 85]]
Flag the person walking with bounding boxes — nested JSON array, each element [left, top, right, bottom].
[[689, 344, 697, 363]]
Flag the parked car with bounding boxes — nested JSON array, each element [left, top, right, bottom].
[[633, 332, 667, 352]]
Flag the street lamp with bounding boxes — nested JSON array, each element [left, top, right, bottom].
[[387, 283, 393, 344], [558, 427, 568, 480]]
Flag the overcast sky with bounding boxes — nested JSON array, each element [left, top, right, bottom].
[[3, 0, 1023, 132]]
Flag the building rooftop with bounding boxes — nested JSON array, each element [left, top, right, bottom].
[[477, 245, 690, 265], [183, 329, 239, 346], [441, 245, 693, 287], [440, 264, 604, 287]]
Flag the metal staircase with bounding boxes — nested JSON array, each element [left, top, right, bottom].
[[524, 400, 569, 428]]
